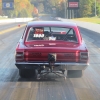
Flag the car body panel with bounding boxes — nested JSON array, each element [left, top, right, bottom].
[[15, 21, 89, 70]]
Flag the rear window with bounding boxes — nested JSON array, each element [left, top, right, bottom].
[[26, 27, 77, 42]]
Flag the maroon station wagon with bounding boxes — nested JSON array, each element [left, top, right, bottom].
[[15, 21, 89, 79]]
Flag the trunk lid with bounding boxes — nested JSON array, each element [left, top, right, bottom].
[[24, 41, 80, 62]]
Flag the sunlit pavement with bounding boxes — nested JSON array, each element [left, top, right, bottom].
[[0, 21, 100, 100], [60, 18, 100, 34]]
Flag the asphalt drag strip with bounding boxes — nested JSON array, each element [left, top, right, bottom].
[[0, 23, 100, 100], [79, 26, 100, 49]]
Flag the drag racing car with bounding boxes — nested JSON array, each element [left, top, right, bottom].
[[15, 21, 89, 79]]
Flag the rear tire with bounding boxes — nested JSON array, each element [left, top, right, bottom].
[[19, 69, 35, 78], [67, 70, 82, 78]]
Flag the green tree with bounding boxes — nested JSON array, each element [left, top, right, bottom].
[[18, 9, 30, 17], [0, 0, 3, 15], [38, 3, 44, 13], [79, 0, 93, 17], [96, 2, 100, 16], [3, 0, 34, 18]]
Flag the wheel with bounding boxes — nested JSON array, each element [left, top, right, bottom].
[[19, 69, 35, 78], [67, 70, 82, 78]]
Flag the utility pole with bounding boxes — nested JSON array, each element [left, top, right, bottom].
[[95, 0, 96, 16], [64, 0, 67, 18]]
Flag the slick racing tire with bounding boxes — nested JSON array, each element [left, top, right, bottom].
[[19, 69, 35, 78]]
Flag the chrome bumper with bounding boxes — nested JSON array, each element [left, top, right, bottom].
[[15, 62, 89, 70]]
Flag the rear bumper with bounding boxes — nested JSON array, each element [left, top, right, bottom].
[[15, 62, 89, 70]]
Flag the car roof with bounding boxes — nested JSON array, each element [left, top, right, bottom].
[[27, 21, 77, 28]]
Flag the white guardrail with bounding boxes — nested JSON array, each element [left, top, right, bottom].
[[0, 18, 34, 23]]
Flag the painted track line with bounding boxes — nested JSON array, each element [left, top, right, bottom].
[[0, 24, 26, 35]]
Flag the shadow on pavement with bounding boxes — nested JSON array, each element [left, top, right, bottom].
[[1, 68, 83, 82], [0, 66, 83, 82], [67, 70, 83, 78]]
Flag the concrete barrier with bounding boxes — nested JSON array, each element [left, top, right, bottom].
[[0, 18, 34, 23]]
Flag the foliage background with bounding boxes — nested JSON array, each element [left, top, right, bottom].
[[0, 0, 100, 18]]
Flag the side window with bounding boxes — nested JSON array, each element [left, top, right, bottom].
[[66, 29, 77, 42], [27, 27, 34, 41], [22, 25, 27, 39]]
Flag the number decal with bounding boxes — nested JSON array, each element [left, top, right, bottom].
[[33, 34, 44, 38]]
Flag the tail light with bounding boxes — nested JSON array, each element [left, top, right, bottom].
[[80, 52, 88, 63], [15, 52, 24, 62]]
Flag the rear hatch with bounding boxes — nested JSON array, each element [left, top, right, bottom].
[[24, 41, 80, 62]]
